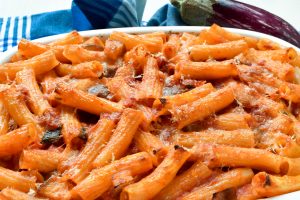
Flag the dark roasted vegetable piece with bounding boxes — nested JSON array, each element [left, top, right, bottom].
[[41, 127, 62, 145], [162, 85, 188, 96], [79, 127, 88, 142], [88, 84, 110, 99], [103, 65, 117, 78], [171, 0, 300, 47]]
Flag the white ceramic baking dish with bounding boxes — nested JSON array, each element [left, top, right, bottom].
[[0, 26, 299, 200], [0, 26, 299, 64]]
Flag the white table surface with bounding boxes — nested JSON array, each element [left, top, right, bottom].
[[0, 0, 299, 31]]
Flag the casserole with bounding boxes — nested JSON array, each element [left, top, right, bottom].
[[0, 26, 299, 200]]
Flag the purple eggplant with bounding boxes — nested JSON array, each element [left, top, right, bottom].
[[171, 0, 300, 47]]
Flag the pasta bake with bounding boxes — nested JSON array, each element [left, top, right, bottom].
[[0, 24, 300, 200]]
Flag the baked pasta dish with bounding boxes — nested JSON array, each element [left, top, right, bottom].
[[0, 24, 300, 200]]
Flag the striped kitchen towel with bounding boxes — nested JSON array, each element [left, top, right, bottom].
[[0, 0, 146, 52]]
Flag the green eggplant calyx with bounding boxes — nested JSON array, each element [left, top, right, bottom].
[[170, 0, 185, 9], [170, 0, 216, 25]]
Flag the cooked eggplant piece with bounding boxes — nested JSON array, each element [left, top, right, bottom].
[[88, 84, 110, 99], [41, 127, 62, 146]]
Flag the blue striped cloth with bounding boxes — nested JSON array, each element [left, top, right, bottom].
[[0, 0, 147, 52], [0, 15, 32, 52]]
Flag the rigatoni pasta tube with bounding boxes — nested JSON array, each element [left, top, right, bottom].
[[134, 130, 168, 166], [106, 65, 136, 101], [120, 145, 191, 200], [60, 106, 82, 146], [104, 39, 125, 61], [0, 124, 37, 157], [137, 56, 164, 99], [277, 140, 300, 160], [0, 50, 59, 82], [286, 157, 300, 176], [57, 146, 80, 174], [49, 31, 83, 46], [243, 48, 296, 64], [237, 63, 296, 99], [135, 104, 155, 130], [192, 143, 289, 174], [213, 112, 250, 130], [233, 82, 284, 118], [155, 161, 212, 200], [209, 24, 257, 48], [101, 172, 142, 200], [9, 52, 25, 62], [175, 129, 255, 148], [180, 32, 201, 47], [176, 60, 238, 80], [267, 114, 294, 135], [141, 32, 167, 42], [15, 69, 52, 116], [0, 166, 36, 192], [171, 84, 235, 129], [18, 38, 48, 58], [242, 48, 295, 81], [18, 39, 70, 63], [70, 78, 97, 92], [83, 36, 104, 51], [1, 187, 46, 200], [190, 40, 248, 61], [0, 99, 8, 135], [110, 31, 163, 53], [279, 82, 300, 103], [55, 82, 123, 114], [256, 38, 280, 50], [1, 85, 37, 126], [37, 178, 71, 200], [181, 168, 254, 200], [198, 29, 228, 45], [124, 45, 149, 71], [62, 45, 105, 64], [153, 83, 215, 110], [107, 77, 136, 101], [40, 70, 58, 95], [19, 149, 61, 173], [169, 53, 190, 66], [252, 172, 300, 198], [236, 184, 260, 200], [55, 61, 103, 79], [93, 108, 143, 167], [63, 118, 115, 183], [72, 152, 153, 200], [162, 34, 180, 59]]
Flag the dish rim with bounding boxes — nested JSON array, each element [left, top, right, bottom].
[[0, 26, 299, 200]]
